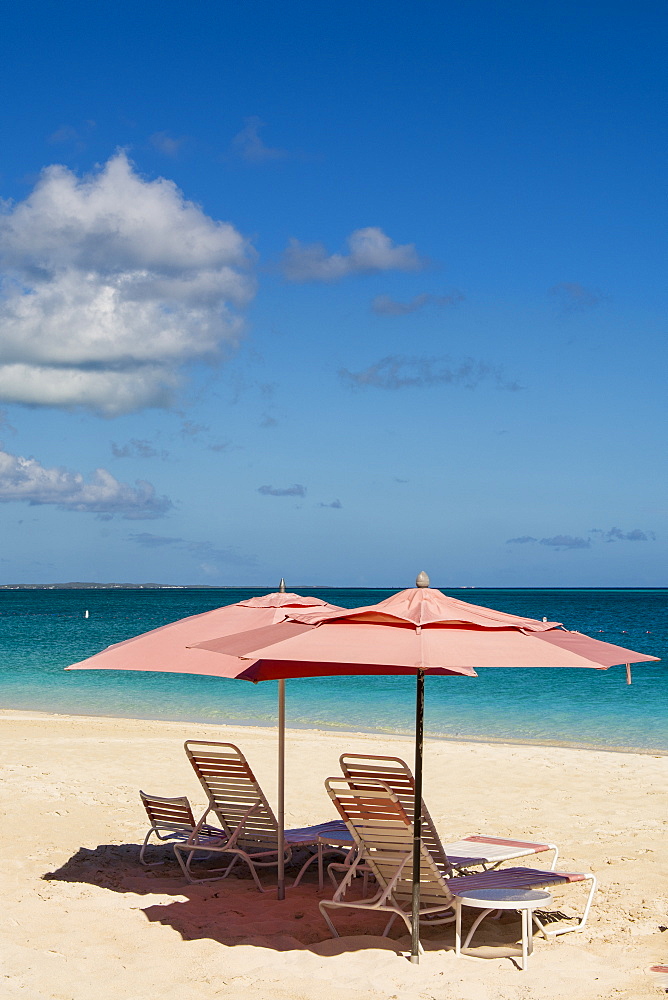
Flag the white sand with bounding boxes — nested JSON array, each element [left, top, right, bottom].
[[1, 709, 666, 1000]]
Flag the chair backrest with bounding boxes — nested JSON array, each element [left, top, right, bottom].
[[325, 777, 454, 910], [140, 791, 195, 832], [184, 741, 278, 851], [339, 753, 453, 876]]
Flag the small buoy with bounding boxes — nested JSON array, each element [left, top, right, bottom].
[[542, 617, 547, 622], [85, 610, 89, 619]]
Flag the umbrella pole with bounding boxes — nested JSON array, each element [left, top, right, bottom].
[[410, 669, 425, 963], [277, 678, 286, 900]]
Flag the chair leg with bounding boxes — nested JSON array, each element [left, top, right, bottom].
[[533, 876, 597, 937], [319, 901, 341, 938], [139, 829, 156, 865]]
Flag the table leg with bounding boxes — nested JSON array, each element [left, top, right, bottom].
[[521, 908, 528, 971]]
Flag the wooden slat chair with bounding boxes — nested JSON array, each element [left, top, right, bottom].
[[340, 753, 559, 873], [321, 778, 596, 954], [139, 791, 203, 864], [174, 741, 347, 891]]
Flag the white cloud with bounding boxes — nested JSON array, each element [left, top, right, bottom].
[[0, 152, 256, 415], [280, 227, 424, 282], [0, 448, 172, 518]]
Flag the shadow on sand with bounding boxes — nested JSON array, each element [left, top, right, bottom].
[[43, 841, 558, 965]]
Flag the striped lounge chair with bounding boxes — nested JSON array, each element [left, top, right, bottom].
[[340, 753, 559, 873], [173, 741, 347, 891], [321, 777, 596, 955]]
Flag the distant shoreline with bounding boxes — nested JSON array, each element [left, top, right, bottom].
[[0, 583, 666, 591]]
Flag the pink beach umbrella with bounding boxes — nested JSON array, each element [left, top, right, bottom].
[[192, 572, 659, 961], [67, 582, 345, 898]]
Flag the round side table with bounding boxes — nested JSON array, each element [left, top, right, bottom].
[[452, 887, 553, 971]]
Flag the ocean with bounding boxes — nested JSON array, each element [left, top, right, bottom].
[[0, 587, 666, 752]]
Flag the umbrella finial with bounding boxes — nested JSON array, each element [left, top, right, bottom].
[[415, 570, 430, 588], [278, 578, 286, 593]]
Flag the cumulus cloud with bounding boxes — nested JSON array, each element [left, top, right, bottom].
[[129, 531, 254, 567], [0, 448, 172, 518], [111, 439, 168, 460], [0, 152, 255, 415], [318, 499, 342, 508], [281, 227, 424, 283], [550, 282, 604, 313], [258, 483, 306, 497], [231, 117, 288, 163], [340, 355, 522, 392], [372, 291, 464, 316], [507, 528, 655, 551]]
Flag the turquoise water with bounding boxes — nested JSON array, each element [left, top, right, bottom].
[[0, 588, 666, 751]]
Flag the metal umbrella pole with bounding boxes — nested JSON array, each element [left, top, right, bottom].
[[277, 677, 286, 900], [410, 668, 425, 963]]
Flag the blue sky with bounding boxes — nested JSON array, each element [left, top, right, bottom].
[[0, 1, 666, 587]]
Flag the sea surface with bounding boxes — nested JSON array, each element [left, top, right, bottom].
[[0, 588, 666, 752]]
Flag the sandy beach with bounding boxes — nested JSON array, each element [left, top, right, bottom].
[[1, 709, 666, 1000]]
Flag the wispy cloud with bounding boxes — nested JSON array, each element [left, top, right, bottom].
[[129, 532, 179, 547], [180, 420, 209, 440], [0, 448, 172, 519], [550, 282, 604, 314], [591, 526, 656, 542], [0, 152, 255, 415], [340, 355, 522, 392], [539, 535, 591, 550], [129, 531, 254, 567], [258, 483, 306, 497], [48, 125, 80, 144], [281, 227, 424, 283], [111, 439, 168, 460], [47, 121, 95, 149], [372, 291, 464, 316], [149, 131, 186, 157], [318, 499, 342, 508], [231, 116, 288, 163], [508, 527, 655, 551]]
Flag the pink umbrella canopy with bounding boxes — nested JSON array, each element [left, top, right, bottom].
[[67, 588, 344, 678], [192, 585, 659, 678]]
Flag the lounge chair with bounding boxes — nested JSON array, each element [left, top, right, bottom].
[[320, 777, 596, 955], [340, 753, 559, 872], [139, 791, 200, 864], [174, 741, 347, 891]]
